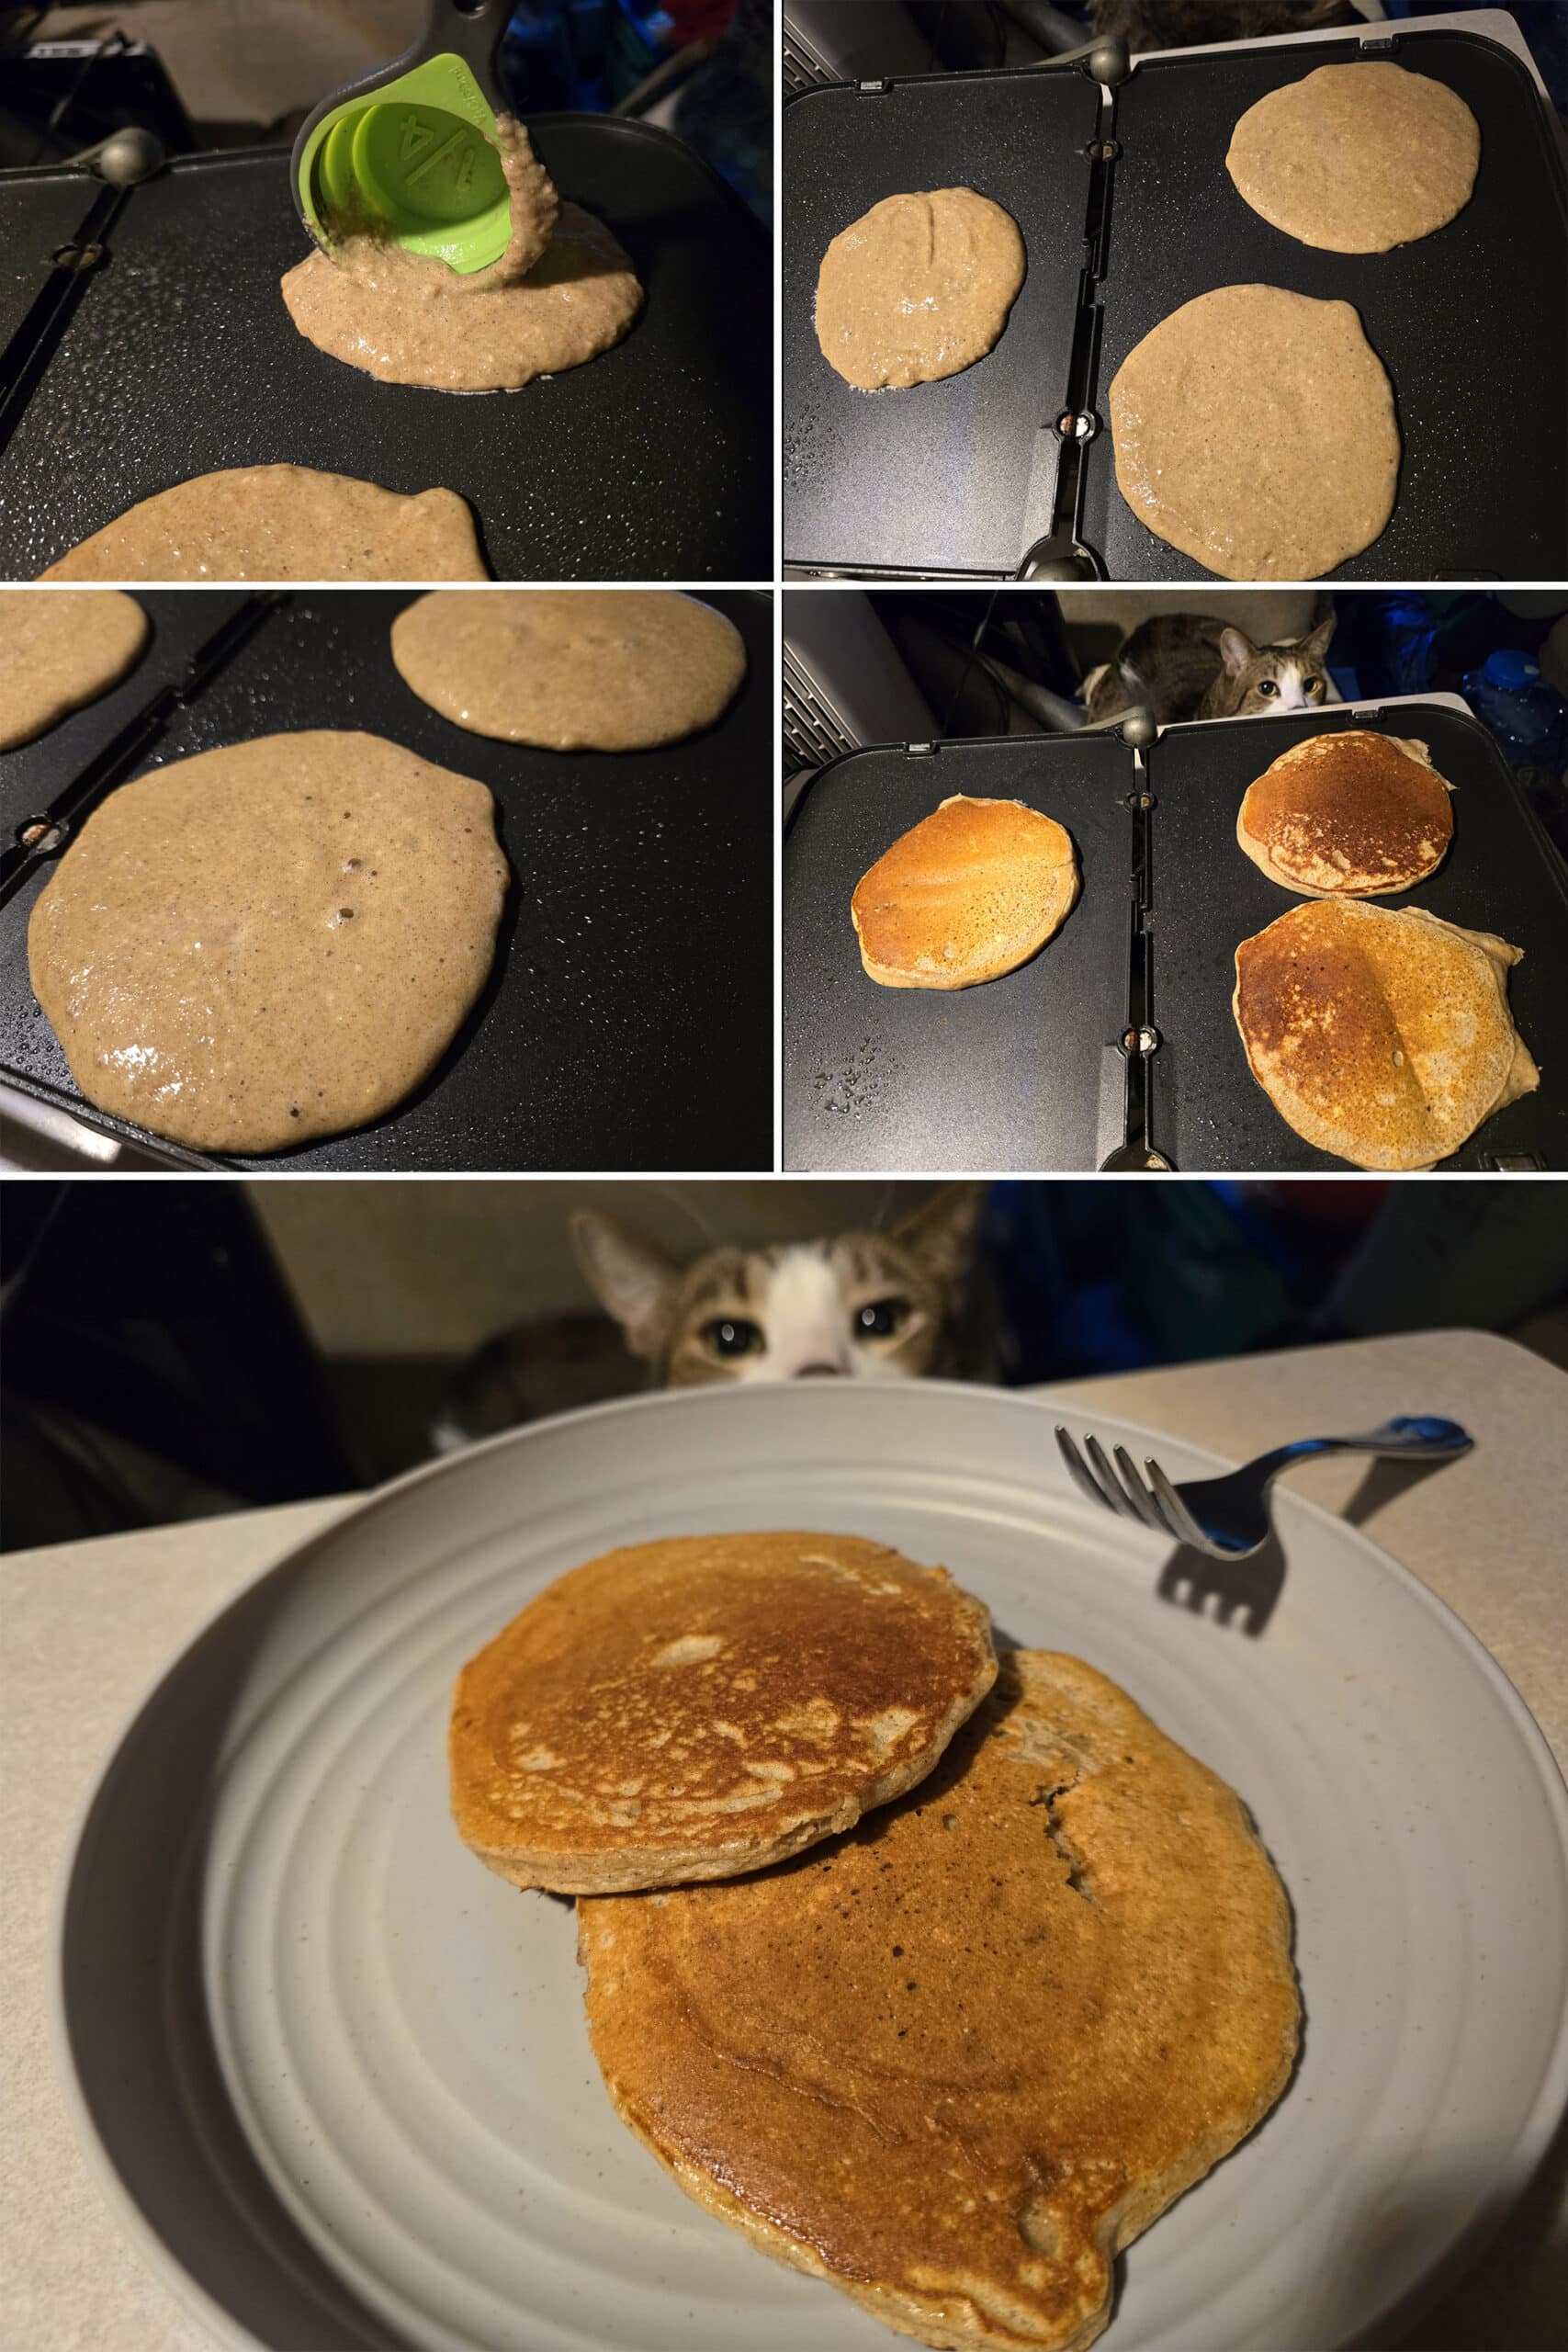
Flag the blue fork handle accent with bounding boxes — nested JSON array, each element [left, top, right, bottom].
[[1258, 1417, 1472, 1483]]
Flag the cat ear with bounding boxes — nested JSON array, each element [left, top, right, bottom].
[[1218, 628, 1254, 678], [891, 1182, 985, 1286], [570, 1212, 680, 1357], [1303, 613, 1337, 662]]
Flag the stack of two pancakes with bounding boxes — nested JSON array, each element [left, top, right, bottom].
[[1232, 730, 1538, 1169], [450, 1532, 1300, 2351]]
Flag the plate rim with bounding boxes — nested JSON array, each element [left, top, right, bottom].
[[49, 1377, 1568, 2352]]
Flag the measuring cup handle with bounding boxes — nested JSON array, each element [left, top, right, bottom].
[[422, 0, 508, 96]]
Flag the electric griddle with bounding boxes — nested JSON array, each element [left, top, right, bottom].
[[0, 116, 771, 582], [782, 695, 1568, 1173], [784, 12, 1567, 581], [0, 590, 773, 1170]]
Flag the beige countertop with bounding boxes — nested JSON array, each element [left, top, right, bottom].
[[3, 1330, 1564, 2352]]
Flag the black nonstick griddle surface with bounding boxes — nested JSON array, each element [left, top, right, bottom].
[[0, 590, 256, 844], [0, 117, 770, 582], [1144, 703, 1568, 1171], [783, 736, 1134, 1170], [0, 590, 773, 1170], [783, 70, 1100, 575], [1081, 30, 1568, 581]]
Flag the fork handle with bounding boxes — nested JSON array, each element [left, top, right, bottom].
[[1255, 1416, 1472, 1483]]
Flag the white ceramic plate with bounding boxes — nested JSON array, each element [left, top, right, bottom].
[[54, 1382, 1568, 2352]]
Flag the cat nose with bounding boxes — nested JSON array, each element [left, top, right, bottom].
[[793, 1361, 841, 1378]]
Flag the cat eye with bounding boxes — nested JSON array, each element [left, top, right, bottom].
[[1258, 678, 1280, 696], [1304, 676, 1325, 696], [703, 1317, 762, 1359], [854, 1296, 908, 1340]]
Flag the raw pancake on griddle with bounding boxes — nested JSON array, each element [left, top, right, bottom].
[[1108, 286, 1398, 581], [815, 187, 1025, 391], [1234, 899, 1538, 1170], [0, 589, 147, 749], [579, 1651, 1300, 2352], [40, 466, 487, 582], [851, 794, 1079, 989], [28, 730, 508, 1152], [449, 1532, 996, 1894], [391, 589, 747, 750], [1237, 730, 1454, 896], [1227, 63, 1480, 254], [282, 124, 639, 393]]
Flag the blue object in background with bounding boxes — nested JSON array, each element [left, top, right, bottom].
[[1461, 650, 1568, 774]]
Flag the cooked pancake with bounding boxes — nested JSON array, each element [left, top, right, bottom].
[[1234, 899, 1538, 1170], [1108, 286, 1398, 581], [815, 188, 1026, 391], [451, 1532, 996, 1894], [391, 588, 746, 750], [580, 1651, 1300, 2352], [1237, 729, 1454, 896], [28, 730, 507, 1152], [1226, 63, 1480, 254], [852, 795, 1079, 990], [0, 589, 147, 750], [40, 465, 487, 582]]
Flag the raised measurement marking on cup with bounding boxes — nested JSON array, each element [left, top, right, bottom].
[[398, 112, 477, 192]]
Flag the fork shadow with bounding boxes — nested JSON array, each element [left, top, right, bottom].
[[1156, 1535, 1287, 1637], [1153, 1451, 1459, 1638]]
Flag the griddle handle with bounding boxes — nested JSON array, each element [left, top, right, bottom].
[[289, 0, 509, 232]]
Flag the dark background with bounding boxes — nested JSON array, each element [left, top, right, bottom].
[[5, 1175, 1565, 1551]]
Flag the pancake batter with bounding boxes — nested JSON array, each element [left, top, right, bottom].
[[40, 466, 487, 582], [815, 187, 1025, 391], [1109, 285, 1399, 580], [28, 730, 508, 1153], [0, 590, 147, 749], [1227, 63, 1480, 254], [282, 119, 640, 392], [390, 589, 747, 749]]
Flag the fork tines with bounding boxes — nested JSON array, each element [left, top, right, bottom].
[[1055, 1426, 1208, 1553]]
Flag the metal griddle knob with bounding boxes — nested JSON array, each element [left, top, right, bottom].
[[92, 128, 164, 186], [1087, 39, 1130, 89], [1118, 709, 1157, 752]]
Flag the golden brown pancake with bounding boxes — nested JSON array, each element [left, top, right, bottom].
[[1226, 64, 1480, 254], [1237, 729, 1454, 896], [580, 1652, 1300, 2352], [816, 189, 1025, 391], [852, 795, 1079, 990], [39, 465, 487, 582], [1234, 899, 1538, 1170], [28, 730, 507, 1152], [391, 589, 746, 750], [0, 590, 147, 749], [450, 1532, 996, 1894], [1108, 286, 1398, 581]]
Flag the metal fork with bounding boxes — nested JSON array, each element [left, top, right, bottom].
[[1055, 1416, 1472, 1559]]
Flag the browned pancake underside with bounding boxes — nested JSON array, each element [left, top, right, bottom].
[[1238, 730, 1454, 895], [451, 1532, 996, 1893], [852, 795, 1079, 990], [1234, 899, 1537, 1170], [580, 1653, 1300, 2352]]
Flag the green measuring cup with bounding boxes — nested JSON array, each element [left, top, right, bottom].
[[291, 0, 513, 276]]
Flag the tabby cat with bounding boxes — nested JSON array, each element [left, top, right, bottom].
[[1090, 0, 1358, 45], [1083, 613, 1337, 727], [432, 1185, 986, 1450]]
